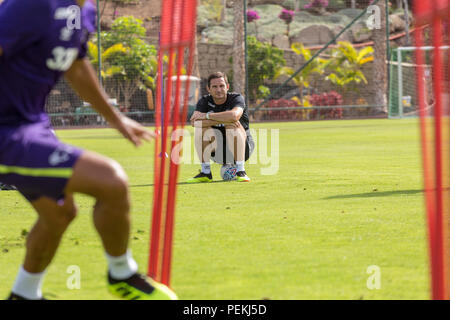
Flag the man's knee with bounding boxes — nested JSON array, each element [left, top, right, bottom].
[[224, 127, 246, 151], [224, 125, 246, 139], [56, 202, 78, 229], [67, 152, 129, 203], [101, 159, 129, 201], [199, 127, 219, 144], [32, 197, 78, 232]]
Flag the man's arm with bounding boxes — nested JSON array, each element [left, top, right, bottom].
[[0, 46, 3, 56], [65, 58, 154, 146], [191, 119, 222, 127], [189, 111, 218, 127], [207, 107, 243, 123], [191, 107, 243, 123]]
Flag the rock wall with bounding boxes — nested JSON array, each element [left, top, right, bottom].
[[98, 0, 161, 37], [197, 42, 304, 80], [196, 42, 376, 105]]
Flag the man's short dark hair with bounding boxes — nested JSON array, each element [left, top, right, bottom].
[[207, 72, 228, 88]]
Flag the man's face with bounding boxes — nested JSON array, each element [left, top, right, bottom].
[[207, 77, 229, 102]]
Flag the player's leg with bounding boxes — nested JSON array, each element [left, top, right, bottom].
[[245, 129, 255, 163], [24, 195, 77, 273], [0, 122, 82, 300], [2, 121, 175, 300], [187, 126, 218, 183], [224, 124, 251, 182], [225, 123, 246, 162], [65, 151, 131, 256], [8, 195, 77, 300], [64, 151, 177, 300]]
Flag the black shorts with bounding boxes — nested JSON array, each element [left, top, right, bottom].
[[210, 126, 255, 165]]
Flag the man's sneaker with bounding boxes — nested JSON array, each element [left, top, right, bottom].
[[236, 171, 250, 182], [0, 183, 17, 190], [186, 171, 212, 183], [108, 272, 178, 300], [6, 292, 45, 300]]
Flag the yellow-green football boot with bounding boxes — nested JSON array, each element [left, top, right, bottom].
[[236, 171, 250, 182], [186, 171, 213, 183], [108, 273, 178, 300]]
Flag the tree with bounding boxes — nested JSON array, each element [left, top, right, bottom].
[[325, 41, 374, 87], [99, 0, 137, 22], [275, 43, 327, 104], [278, 8, 295, 37], [95, 16, 157, 110], [220, 0, 227, 22], [231, 0, 246, 95], [372, 0, 388, 114], [192, 32, 201, 78], [231, 36, 286, 102], [87, 42, 128, 94]]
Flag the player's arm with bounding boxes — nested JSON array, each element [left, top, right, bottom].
[[207, 107, 243, 123], [191, 119, 223, 128], [189, 111, 219, 127], [190, 98, 222, 127], [0, 46, 3, 56], [65, 58, 155, 146], [191, 107, 243, 123]]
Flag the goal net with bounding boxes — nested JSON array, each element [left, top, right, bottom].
[[389, 46, 450, 118]]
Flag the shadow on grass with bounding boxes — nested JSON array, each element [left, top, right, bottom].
[[131, 180, 231, 188], [323, 189, 424, 200]]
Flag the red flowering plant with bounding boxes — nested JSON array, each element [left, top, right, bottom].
[[266, 98, 302, 120], [247, 9, 260, 23], [278, 8, 295, 36], [303, 0, 329, 15], [247, 9, 260, 37], [308, 91, 344, 119]]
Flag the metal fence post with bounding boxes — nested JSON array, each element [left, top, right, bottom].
[[244, 0, 249, 108], [96, 0, 102, 86]]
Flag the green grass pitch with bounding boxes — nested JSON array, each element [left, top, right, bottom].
[[0, 118, 430, 299]]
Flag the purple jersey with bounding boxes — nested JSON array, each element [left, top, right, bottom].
[[0, 0, 96, 125]]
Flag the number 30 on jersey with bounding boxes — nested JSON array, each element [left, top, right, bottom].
[[46, 47, 79, 71]]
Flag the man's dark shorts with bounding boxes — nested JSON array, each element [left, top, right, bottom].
[[0, 121, 83, 203], [210, 126, 255, 165]]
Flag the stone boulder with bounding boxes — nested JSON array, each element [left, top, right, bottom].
[[272, 34, 290, 49], [332, 26, 354, 43], [337, 8, 364, 20], [351, 22, 372, 43], [290, 25, 335, 46], [389, 14, 407, 32]]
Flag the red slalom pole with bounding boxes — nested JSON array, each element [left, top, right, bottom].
[[149, 0, 175, 283], [160, 0, 184, 287], [430, 6, 445, 300], [161, 0, 198, 287], [414, 0, 448, 300], [149, 0, 198, 287], [148, 46, 164, 281]]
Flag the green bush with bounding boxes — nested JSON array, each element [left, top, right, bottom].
[[230, 36, 286, 102]]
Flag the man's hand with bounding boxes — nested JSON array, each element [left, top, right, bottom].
[[189, 111, 201, 122], [224, 121, 242, 129], [190, 111, 206, 122], [191, 107, 243, 124], [190, 111, 207, 126], [111, 115, 156, 147]]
